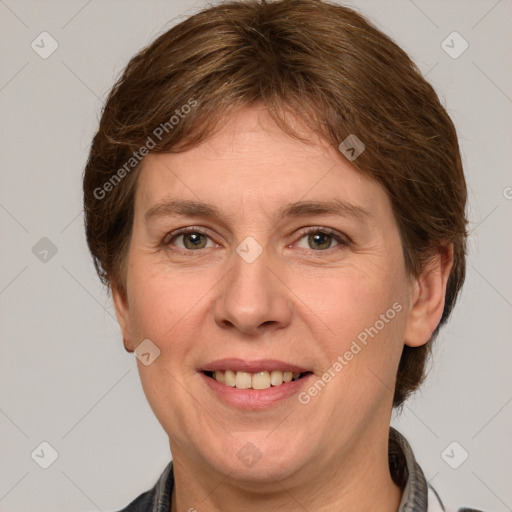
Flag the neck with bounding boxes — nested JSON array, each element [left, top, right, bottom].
[[169, 427, 403, 512]]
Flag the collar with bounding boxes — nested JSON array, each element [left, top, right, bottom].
[[389, 427, 443, 511]]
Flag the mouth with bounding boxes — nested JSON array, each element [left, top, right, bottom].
[[197, 358, 315, 409], [202, 369, 313, 390]]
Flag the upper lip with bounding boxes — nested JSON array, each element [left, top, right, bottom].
[[198, 358, 310, 373]]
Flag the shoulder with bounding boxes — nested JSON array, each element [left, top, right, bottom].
[[115, 488, 154, 512], [390, 429, 487, 512], [114, 461, 174, 512], [429, 484, 485, 512]]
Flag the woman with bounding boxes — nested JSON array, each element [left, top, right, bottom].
[[83, 1, 480, 510]]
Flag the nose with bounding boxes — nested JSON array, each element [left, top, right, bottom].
[[213, 243, 293, 337]]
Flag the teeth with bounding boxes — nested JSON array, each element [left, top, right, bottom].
[[209, 369, 306, 389], [252, 371, 271, 390], [224, 370, 236, 387], [234, 371, 252, 389], [270, 370, 283, 386]]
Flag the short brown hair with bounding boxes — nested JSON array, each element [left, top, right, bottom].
[[83, 0, 468, 407]]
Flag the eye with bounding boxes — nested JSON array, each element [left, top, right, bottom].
[[163, 226, 349, 253], [164, 228, 216, 250], [294, 227, 348, 251]]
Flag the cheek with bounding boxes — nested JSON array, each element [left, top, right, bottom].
[[125, 266, 203, 429], [127, 277, 167, 340], [292, 263, 406, 341], [126, 259, 218, 366], [125, 262, 184, 345], [300, 270, 407, 417], [289, 264, 409, 403]]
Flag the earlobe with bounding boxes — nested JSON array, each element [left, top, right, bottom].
[[404, 243, 454, 348], [112, 282, 134, 352], [122, 337, 134, 353]]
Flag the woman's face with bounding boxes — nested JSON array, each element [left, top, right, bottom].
[[114, 107, 421, 485]]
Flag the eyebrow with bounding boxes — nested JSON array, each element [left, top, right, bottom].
[[144, 198, 372, 224]]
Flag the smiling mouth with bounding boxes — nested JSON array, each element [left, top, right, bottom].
[[202, 370, 313, 390]]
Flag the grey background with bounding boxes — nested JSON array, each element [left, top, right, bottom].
[[0, 0, 510, 511]]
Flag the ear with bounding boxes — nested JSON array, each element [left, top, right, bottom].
[[112, 282, 134, 352], [404, 243, 454, 347]]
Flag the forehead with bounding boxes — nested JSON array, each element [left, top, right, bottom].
[[134, 108, 391, 224]]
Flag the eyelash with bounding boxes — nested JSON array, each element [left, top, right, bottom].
[[163, 226, 349, 255]]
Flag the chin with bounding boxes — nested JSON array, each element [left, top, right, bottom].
[[203, 437, 309, 486]]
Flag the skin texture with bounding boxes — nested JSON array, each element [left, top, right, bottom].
[[113, 107, 453, 512]]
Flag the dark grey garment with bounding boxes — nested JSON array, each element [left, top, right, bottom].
[[117, 428, 484, 512]]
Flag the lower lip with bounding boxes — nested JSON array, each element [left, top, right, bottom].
[[200, 372, 314, 410]]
